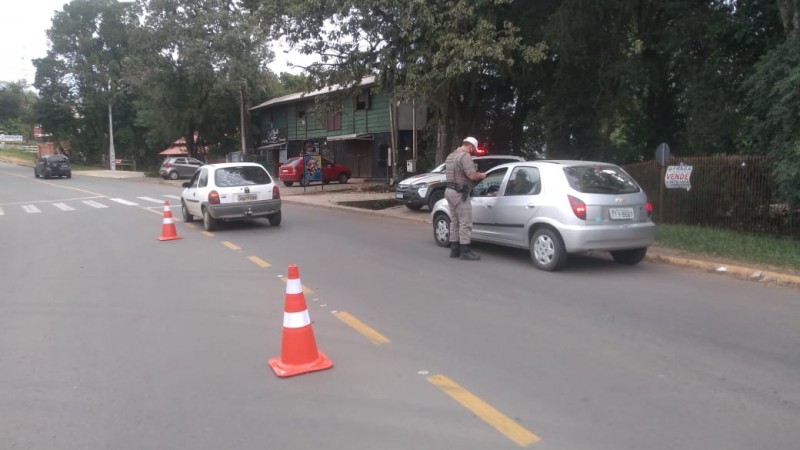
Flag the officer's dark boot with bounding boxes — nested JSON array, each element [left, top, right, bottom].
[[459, 245, 480, 261], [449, 242, 460, 258]]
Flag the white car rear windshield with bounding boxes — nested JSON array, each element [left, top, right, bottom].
[[564, 165, 640, 194], [215, 167, 271, 187]]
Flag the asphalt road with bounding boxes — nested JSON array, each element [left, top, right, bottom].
[[1, 161, 799, 450]]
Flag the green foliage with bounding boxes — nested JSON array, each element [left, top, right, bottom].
[[741, 34, 800, 205]]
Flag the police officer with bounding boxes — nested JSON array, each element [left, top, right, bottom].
[[444, 136, 487, 260]]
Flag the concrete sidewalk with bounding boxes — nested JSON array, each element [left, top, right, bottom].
[[34, 166, 800, 288]]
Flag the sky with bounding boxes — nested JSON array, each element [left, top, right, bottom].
[[0, 0, 308, 86]]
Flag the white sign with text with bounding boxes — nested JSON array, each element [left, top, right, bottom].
[[665, 165, 693, 190]]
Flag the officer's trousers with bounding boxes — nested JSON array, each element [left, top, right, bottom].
[[445, 188, 472, 245]]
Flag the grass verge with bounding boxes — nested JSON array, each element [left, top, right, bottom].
[[656, 224, 800, 272]]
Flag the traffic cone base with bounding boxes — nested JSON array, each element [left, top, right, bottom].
[[158, 201, 181, 241], [269, 264, 333, 378], [268, 350, 333, 378]]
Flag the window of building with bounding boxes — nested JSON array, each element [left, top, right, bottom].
[[356, 93, 369, 111], [327, 110, 341, 131]]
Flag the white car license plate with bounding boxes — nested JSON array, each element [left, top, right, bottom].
[[238, 193, 257, 202], [609, 207, 634, 220], [395, 193, 404, 199]]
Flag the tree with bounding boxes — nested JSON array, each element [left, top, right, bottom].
[[33, 0, 141, 162], [127, 0, 276, 158], [0, 81, 37, 137], [254, 0, 546, 163]]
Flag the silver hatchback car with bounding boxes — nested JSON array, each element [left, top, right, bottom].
[[431, 160, 656, 271]]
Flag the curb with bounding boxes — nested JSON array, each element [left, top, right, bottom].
[[646, 253, 800, 288]]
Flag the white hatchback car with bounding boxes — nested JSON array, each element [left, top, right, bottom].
[[431, 160, 656, 271], [181, 162, 281, 231]]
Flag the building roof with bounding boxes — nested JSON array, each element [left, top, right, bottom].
[[250, 75, 376, 111]]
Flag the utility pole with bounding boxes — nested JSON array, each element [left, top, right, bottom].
[[109, 79, 115, 171]]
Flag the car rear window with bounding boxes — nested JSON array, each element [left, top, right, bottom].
[[215, 166, 271, 187], [563, 165, 640, 194]]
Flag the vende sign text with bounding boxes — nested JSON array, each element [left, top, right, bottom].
[[665, 165, 693, 190]]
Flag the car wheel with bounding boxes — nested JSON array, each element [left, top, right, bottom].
[[181, 201, 194, 223], [427, 189, 445, 210], [530, 227, 567, 271], [34, 169, 39, 178], [338, 173, 349, 184], [300, 176, 309, 187], [44, 169, 50, 179], [283, 181, 294, 187], [611, 247, 648, 265], [268, 210, 282, 226], [432, 213, 451, 247], [405, 203, 423, 211], [66, 172, 71, 179], [169, 171, 179, 180], [202, 208, 217, 231]]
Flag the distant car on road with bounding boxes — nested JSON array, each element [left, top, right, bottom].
[[431, 160, 655, 271], [160, 157, 204, 180], [34, 154, 71, 179], [180, 162, 281, 231], [278, 156, 351, 187], [396, 155, 524, 211]]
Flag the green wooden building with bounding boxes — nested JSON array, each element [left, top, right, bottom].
[[250, 76, 426, 180]]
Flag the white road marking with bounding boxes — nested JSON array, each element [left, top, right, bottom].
[[0, 207, 4, 216], [22, 205, 42, 214], [138, 197, 166, 204], [82, 200, 109, 209], [109, 198, 138, 206], [164, 194, 181, 200], [53, 203, 76, 211]]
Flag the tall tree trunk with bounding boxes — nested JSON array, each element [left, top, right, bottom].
[[778, 0, 800, 36]]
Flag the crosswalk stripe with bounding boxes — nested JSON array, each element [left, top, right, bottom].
[[109, 198, 138, 206], [22, 205, 42, 214], [164, 194, 181, 200], [82, 200, 109, 209], [0, 207, 4, 216], [138, 197, 165, 204], [53, 203, 76, 211]]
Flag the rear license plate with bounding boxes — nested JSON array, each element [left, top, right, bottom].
[[238, 193, 257, 202], [609, 207, 634, 220]]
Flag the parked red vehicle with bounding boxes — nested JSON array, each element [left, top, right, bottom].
[[278, 156, 352, 187]]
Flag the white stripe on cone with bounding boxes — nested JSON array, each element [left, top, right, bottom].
[[283, 310, 311, 328], [286, 278, 302, 294]]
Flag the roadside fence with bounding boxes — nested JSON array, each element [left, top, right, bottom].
[[624, 155, 799, 239]]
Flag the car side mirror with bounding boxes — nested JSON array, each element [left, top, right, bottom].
[[182, 182, 190, 188]]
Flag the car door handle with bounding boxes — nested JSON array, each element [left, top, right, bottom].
[[526, 203, 536, 208]]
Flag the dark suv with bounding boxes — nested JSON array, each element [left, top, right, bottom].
[[34, 154, 72, 179], [395, 155, 525, 210], [159, 157, 204, 180]]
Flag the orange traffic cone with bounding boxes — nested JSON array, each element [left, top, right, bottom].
[[268, 264, 333, 377], [158, 201, 181, 241]]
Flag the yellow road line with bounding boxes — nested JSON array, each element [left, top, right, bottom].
[[333, 311, 390, 345], [427, 374, 540, 447], [221, 241, 241, 251], [202, 231, 214, 237], [185, 223, 197, 229], [248, 256, 271, 268]]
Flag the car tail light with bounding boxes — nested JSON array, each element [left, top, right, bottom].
[[208, 190, 220, 205], [568, 195, 586, 220], [646, 201, 653, 219], [273, 185, 280, 199]]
